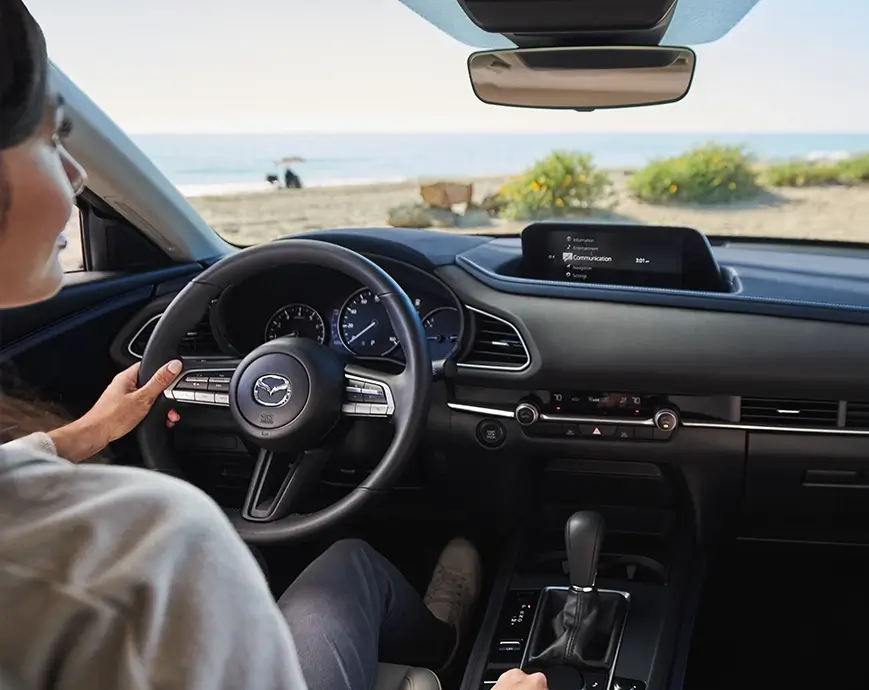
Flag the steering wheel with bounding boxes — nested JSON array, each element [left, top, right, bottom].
[[137, 239, 431, 544]]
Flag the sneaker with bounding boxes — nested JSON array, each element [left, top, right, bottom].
[[424, 537, 483, 668]]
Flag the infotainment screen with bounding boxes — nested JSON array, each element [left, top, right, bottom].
[[520, 222, 724, 291]]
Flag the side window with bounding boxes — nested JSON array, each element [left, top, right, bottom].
[[60, 204, 84, 272]]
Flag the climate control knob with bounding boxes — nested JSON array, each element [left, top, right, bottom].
[[653, 408, 679, 432], [514, 401, 540, 426]]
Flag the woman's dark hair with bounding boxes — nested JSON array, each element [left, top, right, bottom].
[[0, 0, 48, 230], [0, 2, 75, 445]]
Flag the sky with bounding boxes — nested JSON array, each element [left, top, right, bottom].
[[25, 0, 869, 133]]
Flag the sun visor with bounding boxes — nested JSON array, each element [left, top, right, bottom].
[[457, 0, 676, 36]]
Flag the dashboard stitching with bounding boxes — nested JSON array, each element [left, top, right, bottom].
[[457, 255, 869, 313]]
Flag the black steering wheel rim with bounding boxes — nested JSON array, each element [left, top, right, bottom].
[[137, 239, 431, 543]]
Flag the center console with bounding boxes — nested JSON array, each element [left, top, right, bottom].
[[463, 507, 693, 690]]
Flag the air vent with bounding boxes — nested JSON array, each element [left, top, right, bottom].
[[740, 397, 839, 428], [845, 401, 869, 429], [127, 309, 220, 359], [459, 308, 530, 371]]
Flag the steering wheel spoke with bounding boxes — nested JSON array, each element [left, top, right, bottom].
[[343, 364, 398, 418], [242, 447, 331, 522], [162, 358, 241, 407]]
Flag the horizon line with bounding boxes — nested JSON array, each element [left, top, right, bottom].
[[126, 129, 869, 136]]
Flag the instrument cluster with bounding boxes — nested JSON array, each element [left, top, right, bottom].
[[215, 261, 463, 363]]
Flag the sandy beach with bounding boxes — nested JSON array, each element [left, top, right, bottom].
[[187, 171, 869, 244], [59, 171, 869, 272]]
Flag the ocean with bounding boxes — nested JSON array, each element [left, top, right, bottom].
[[131, 132, 869, 197]]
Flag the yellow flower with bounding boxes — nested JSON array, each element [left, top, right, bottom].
[[669, 184, 678, 194], [577, 175, 586, 183], [728, 181, 736, 191], [530, 181, 540, 191], [563, 175, 572, 185], [712, 178, 722, 186], [555, 198, 564, 207]]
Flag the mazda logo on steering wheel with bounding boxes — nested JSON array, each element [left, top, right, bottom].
[[253, 374, 292, 407]]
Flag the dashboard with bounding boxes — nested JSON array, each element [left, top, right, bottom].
[[111, 223, 869, 546], [212, 257, 464, 365]]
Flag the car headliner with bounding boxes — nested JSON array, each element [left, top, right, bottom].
[[397, 0, 761, 48]]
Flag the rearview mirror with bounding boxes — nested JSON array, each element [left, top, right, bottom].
[[467, 46, 696, 110]]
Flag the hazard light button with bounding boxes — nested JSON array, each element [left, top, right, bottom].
[[579, 424, 617, 438]]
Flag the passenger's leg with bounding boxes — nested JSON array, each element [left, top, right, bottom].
[[278, 538, 472, 690]]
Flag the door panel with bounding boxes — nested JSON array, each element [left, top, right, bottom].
[[0, 265, 201, 436]]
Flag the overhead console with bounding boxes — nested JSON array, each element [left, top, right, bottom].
[[520, 222, 730, 292]]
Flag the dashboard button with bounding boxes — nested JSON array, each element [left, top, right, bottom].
[[562, 423, 580, 438], [580, 424, 617, 438], [634, 427, 655, 440], [477, 419, 506, 448], [615, 426, 634, 440]]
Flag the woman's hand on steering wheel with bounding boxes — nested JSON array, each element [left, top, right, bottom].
[[49, 360, 183, 462]]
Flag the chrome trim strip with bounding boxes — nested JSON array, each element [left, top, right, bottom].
[[457, 306, 531, 372], [127, 313, 162, 359], [447, 402, 514, 419], [519, 586, 631, 690], [682, 420, 869, 435], [448, 403, 869, 436]]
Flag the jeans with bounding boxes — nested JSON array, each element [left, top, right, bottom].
[[278, 539, 454, 690]]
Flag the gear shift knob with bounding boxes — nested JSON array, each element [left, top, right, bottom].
[[565, 511, 604, 588]]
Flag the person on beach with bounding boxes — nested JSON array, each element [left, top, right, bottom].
[[0, 2, 546, 689]]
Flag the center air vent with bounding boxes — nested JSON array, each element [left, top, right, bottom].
[[740, 397, 839, 428], [459, 308, 530, 371], [128, 308, 221, 359], [845, 402, 869, 429]]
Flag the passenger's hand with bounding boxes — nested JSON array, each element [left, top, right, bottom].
[[49, 360, 182, 462], [492, 669, 548, 690]]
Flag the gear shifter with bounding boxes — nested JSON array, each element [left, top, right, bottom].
[[526, 511, 627, 672], [565, 511, 604, 589]]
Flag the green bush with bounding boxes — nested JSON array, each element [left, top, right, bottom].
[[760, 160, 843, 187], [497, 151, 612, 220], [628, 144, 761, 205], [837, 154, 869, 184]]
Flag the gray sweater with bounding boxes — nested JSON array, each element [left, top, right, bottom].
[[0, 433, 307, 689]]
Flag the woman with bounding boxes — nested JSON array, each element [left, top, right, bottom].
[[0, 3, 547, 689]]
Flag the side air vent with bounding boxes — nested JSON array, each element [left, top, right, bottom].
[[740, 397, 839, 428], [459, 308, 530, 371], [128, 309, 220, 359], [845, 402, 869, 429]]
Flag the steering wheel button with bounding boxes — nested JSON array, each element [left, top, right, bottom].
[[347, 391, 367, 403], [194, 392, 216, 403], [342, 403, 358, 415], [208, 380, 230, 392], [173, 390, 195, 402], [369, 404, 389, 416], [177, 377, 209, 391], [214, 393, 230, 405], [355, 403, 372, 415]]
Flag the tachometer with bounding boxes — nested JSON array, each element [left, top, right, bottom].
[[422, 307, 461, 360], [338, 288, 399, 357], [264, 304, 326, 344]]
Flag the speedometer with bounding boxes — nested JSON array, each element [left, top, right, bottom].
[[338, 288, 399, 357], [264, 304, 326, 344]]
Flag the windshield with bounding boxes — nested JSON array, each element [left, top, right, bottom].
[[32, 0, 869, 245]]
